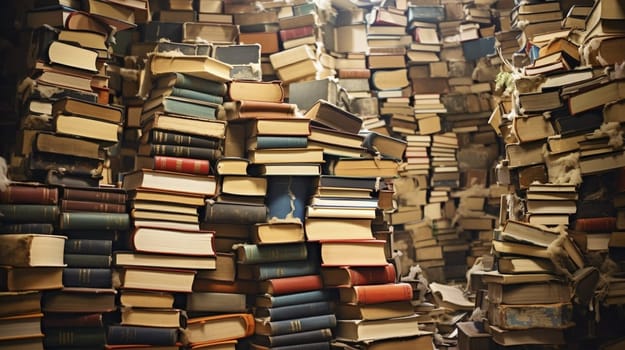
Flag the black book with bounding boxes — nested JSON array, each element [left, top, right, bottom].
[[63, 268, 112, 288], [107, 325, 179, 346]]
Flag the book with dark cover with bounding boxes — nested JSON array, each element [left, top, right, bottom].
[[0, 266, 64, 291], [154, 41, 211, 56], [145, 129, 222, 149], [42, 288, 117, 313], [142, 21, 183, 42], [60, 199, 126, 213], [252, 328, 333, 348], [165, 86, 225, 105], [138, 143, 222, 161], [238, 259, 319, 281], [202, 200, 267, 224], [62, 268, 112, 288], [42, 312, 108, 328], [304, 100, 363, 134], [407, 5, 445, 24], [0, 223, 54, 234], [255, 290, 334, 308], [462, 37, 496, 61], [576, 199, 616, 218], [64, 254, 112, 268], [106, 325, 179, 345], [255, 314, 337, 336], [58, 212, 130, 231], [321, 264, 396, 288], [61, 186, 127, 204], [317, 176, 378, 190], [237, 243, 308, 264], [155, 73, 227, 96], [553, 108, 604, 135], [266, 176, 315, 222], [249, 136, 308, 149], [28, 153, 103, 178], [144, 96, 221, 120], [254, 301, 334, 322], [0, 204, 59, 223], [45, 170, 101, 188], [44, 327, 106, 347], [573, 217, 617, 232], [0, 183, 58, 204], [65, 239, 112, 255]]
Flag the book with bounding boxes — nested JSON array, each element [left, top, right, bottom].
[[568, 79, 625, 115], [488, 302, 573, 330], [321, 264, 396, 287], [58, 212, 130, 231], [143, 95, 222, 120], [114, 267, 196, 293], [251, 222, 305, 244], [52, 97, 124, 124], [0, 266, 63, 291], [335, 314, 422, 342], [155, 73, 227, 96], [0, 183, 58, 205], [488, 281, 571, 305], [255, 300, 334, 322], [123, 169, 217, 196], [336, 300, 415, 321], [304, 218, 373, 241], [219, 100, 297, 120], [255, 314, 337, 336], [304, 100, 363, 134], [54, 114, 120, 144], [248, 118, 311, 136], [62, 267, 112, 288], [0, 234, 65, 267], [497, 256, 556, 274], [325, 158, 399, 178], [61, 186, 126, 204], [130, 227, 215, 257], [121, 307, 186, 328], [202, 200, 267, 224], [186, 292, 248, 313], [134, 155, 211, 175], [237, 259, 319, 280], [258, 274, 324, 295], [185, 313, 255, 344], [0, 291, 41, 317], [251, 328, 333, 348], [149, 53, 232, 83], [0, 204, 59, 223], [106, 325, 178, 346], [255, 290, 334, 308], [500, 220, 561, 248], [236, 243, 308, 264], [338, 283, 413, 304], [228, 80, 284, 102], [319, 240, 388, 266], [248, 147, 324, 164]]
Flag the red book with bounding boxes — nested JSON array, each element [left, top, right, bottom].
[[337, 69, 372, 79], [60, 199, 126, 213], [339, 282, 413, 304], [573, 217, 617, 232], [279, 25, 315, 42], [0, 183, 58, 204], [62, 187, 127, 204], [192, 279, 259, 294], [135, 155, 211, 175], [259, 274, 323, 295], [321, 263, 396, 287]]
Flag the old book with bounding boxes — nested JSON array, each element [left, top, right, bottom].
[[129, 227, 214, 257], [320, 240, 388, 266], [54, 114, 120, 144], [121, 307, 186, 328], [149, 53, 232, 83], [0, 266, 63, 291], [321, 264, 395, 288], [128, 188, 204, 207], [219, 100, 296, 120], [52, 98, 122, 126], [251, 328, 332, 348], [202, 200, 267, 224], [134, 155, 210, 175], [0, 291, 41, 317], [186, 313, 254, 344], [255, 300, 333, 323], [304, 218, 373, 241], [236, 243, 307, 265], [114, 251, 215, 270], [335, 314, 421, 342], [304, 100, 363, 134], [57, 212, 129, 231], [255, 289, 332, 309], [339, 283, 412, 304], [0, 183, 58, 204], [500, 220, 561, 248], [237, 259, 318, 281], [0, 312, 44, 341], [114, 267, 195, 293], [142, 113, 227, 139], [106, 325, 177, 346], [325, 158, 399, 178], [47, 40, 98, 73], [258, 274, 323, 296], [228, 80, 284, 103], [182, 22, 238, 44], [123, 169, 216, 196], [336, 300, 414, 321], [370, 69, 410, 91], [479, 270, 562, 285], [248, 147, 324, 164], [0, 234, 65, 267], [488, 302, 573, 330], [568, 79, 625, 115], [488, 281, 571, 305], [497, 256, 556, 274], [255, 314, 336, 336], [251, 222, 305, 244]]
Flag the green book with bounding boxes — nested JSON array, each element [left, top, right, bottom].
[[236, 243, 308, 264], [162, 96, 220, 120], [170, 87, 224, 104], [59, 212, 130, 231], [0, 204, 59, 223]]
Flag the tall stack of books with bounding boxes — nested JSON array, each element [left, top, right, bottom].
[[0, 183, 63, 350]]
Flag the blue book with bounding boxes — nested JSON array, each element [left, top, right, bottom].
[[255, 301, 334, 321], [157, 72, 227, 96], [239, 259, 319, 280], [237, 243, 308, 264], [256, 290, 335, 308], [170, 87, 224, 105], [266, 176, 315, 222], [161, 96, 220, 120], [462, 37, 496, 61], [255, 314, 337, 336]]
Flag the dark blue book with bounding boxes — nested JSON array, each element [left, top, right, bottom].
[[266, 176, 315, 222], [255, 314, 337, 335], [0, 223, 54, 234], [65, 239, 113, 255], [252, 329, 333, 348], [239, 259, 319, 281], [462, 37, 496, 61], [237, 243, 308, 264], [145, 96, 221, 120], [253, 340, 331, 350], [249, 136, 308, 149], [44, 327, 106, 348], [256, 290, 335, 308], [64, 254, 112, 268], [254, 301, 334, 321], [63, 268, 112, 288], [107, 325, 179, 346], [147, 129, 221, 149]]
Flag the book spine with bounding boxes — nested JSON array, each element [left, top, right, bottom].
[[491, 303, 573, 330], [573, 217, 617, 232], [263, 290, 333, 308], [174, 73, 227, 96], [151, 155, 211, 175], [349, 264, 396, 285], [253, 136, 308, 149], [65, 239, 113, 255], [266, 275, 324, 295], [163, 98, 217, 119], [260, 301, 334, 321], [62, 188, 126, 204], [61, 199, 127, 213], [0, 223, 55, 234], [148, 144, 222, 161], [203, 201, 267, 224], [0, 186, 58, 204], [263, 314, 337, 336], [256, 260, 319, 280], [64, 253, 112, 268], [170, 87, 224, 104], [279, 26, 315, 41], [42, 313, 104, 328], [254, 328, 333, 347], [150, 130, 221, 149], [106, 325, 178, 346], [354, 283, 413, 304], [239, 243, 308, 264], [59, 212, 130, 231], [62, 268, 112, 288], [0, 204, 59, 223], [43, 327, 107, 347], [337, 68, 371, 79]]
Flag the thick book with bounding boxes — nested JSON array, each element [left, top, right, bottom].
[[138, 143, 222, 161], [0, 204, 59, 223], [228, 80, 284, 103], [236, 243, 308, 264], [143, 129, 221, 149], [0, 183, 58, 204], [114, 267, 196, 293], [60, 199, 126, 213], [320, 240, 388, 266], [58, 212, 130, 231], [0, 223, 54, 234], [61, 186, 126, 204], [149, 53, 232, 83], [251, 328, 333, 348], [219, 100, 297, 120], [488, 302, 573, 330], [130, 227, 215, 257], [237, 259, 319, 280], [114, 251, 216, 270], [54, 114, 120, 144], [255, 301, 334, 322], [152, 86, 225, 105], [142, 113, 227, 139], [335, 314, 422, 342], [121, 307, 186, 328], [255, 290, 334, 308], [0, 266, 63, 291], [135, 155, 211, 175], [64, 253, 111, 268], [255, 314, 337, 336], [488, 281, 571, 305], [258, 274, 324, 295], [123, 169, 217, 196], [336, 300, 415, 321], [155, 72, 227, 96], [202, 200, 267, 224], [185, 313, 255, 345], [500, 220, 561, 248], [44, 326, 106, 348], [143, 95, 222, 120], [252, 222, 305, 244], [0, 234, 66, 267], [0, 291, 41, 317], [338, 283, 413, 304], [52, 97, 123, 124], [62, 267, 112, 288], [106, 325, 178, 346], [187, 292, 248, 313], [321, 264, 396, 287], [304, 99, 363, 134]]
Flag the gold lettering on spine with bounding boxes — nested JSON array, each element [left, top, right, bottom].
[[290, 320, 302, 332], [176, 158, 183, 172]]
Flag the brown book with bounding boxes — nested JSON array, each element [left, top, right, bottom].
[[269, 45, 316, 70], [321, 264, 396, 288], [304, 100, 363, 134], [239, 32, 280, 54], [195, 253, 236, 282], [0, 266, 63, 291], [34, 132, 103, 160], [42, 287, 117, 313], [0, 312, 44, 341], [370, 68, 410, 91], [52, 97, 123, 124], [0, 183, 58, 205], [0, 291, 41, 317], [337, 300, 414, 321], [0, 234, 65, 267], [186, 313, 255, 345], [497, 256, 556, 274], [60, 199, 126, 213], [121, 307, 185, 328], [219, 100, 297, 120], [82, 0, 137, 30]]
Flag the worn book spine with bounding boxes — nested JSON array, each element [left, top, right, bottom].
[[252, 136, 308, 149], [0, 223, 55, 234], [252, 328, 333, 347], [149, 155, 211, 175], [29, 153, 103, 177], [203, 201, 268, 224], [62, 187, 126, 204], [241, 259, 319, 280], [258, 290, 333, 308], [60, 199, 126, 213], [573, 217, 617, 232], [0, 204, 59, 223], [59, 212, 130, 231], [162, 97, 218, 120], [0, 185, 58, 204], [260, 314, 337, 336], [256, 301, 334, 322], [266, 176, 313, 222], [263, 274, 324, 295], [170, 73, 227, 95], [149, 130, 221, 149], [350, 283, 413, 304], [65, 239, 112, 255], [145, 144, 222, 161], [489, 303, 573, 330], [344, 264, 396, 286], [62, 267, 112, 288], [64, 254, 112, 268], [279, 25, 315, 41], [170, 87, 224, 104], [45, 170, 100, 188], [44, 327, 107, 347], [42, 313, 105, 328], [337, 69, 371, 79], [238, 243, 308, 264], [106, 325, 178, 345]]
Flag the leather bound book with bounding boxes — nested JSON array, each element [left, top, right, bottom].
[[45, 326, 107, 348], [61, 187, 126, 204], [251, 328, 333, 348], [58, 212, 130, 231], [185, 313, 255, 344], [62, 268, 112, 288], [321, 264, 396, 288], [0, 204, 59, 223], [339, 282, 413, 304], [135, 155, 211, 176], [0, 183, 58, 204], [254, 300, 334, 322], [202, 200, 267, 224], [573, 217, 617, 232], [236, 243, 308, 264], [259, 274, 324, 295], [255, 314, 337, 336], [60, 200, 126, 213], [107, 325, 178, 346]]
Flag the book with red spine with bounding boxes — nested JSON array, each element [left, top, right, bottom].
[[573, 217, 617, 232], [259, 274, 324, 295], [337, 69, 372, 79], [321, 263, 396, 288], [279, 25, 315, 42], [0, 183, 58, 204], [338, 282, 413, 304], [135, 155, 211, 175]]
